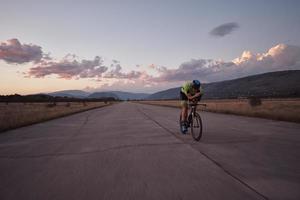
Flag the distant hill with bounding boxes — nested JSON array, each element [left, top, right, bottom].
[[146, 87, 180, 100], [88, 91, 149, 100], [48, 90, 90, 98], [88, 92, 119, 99], [48, 90, 149, 100], [105, 91, 149, 100], [41, 70, 300, 100], [147, 70, 300, 100]]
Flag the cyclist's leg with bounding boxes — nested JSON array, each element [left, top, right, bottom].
[[181, 104, 188, 122], [180, 104, 188, 133], [180, 91, 188, 122]]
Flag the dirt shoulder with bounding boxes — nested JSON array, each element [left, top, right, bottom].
[[0, 102, 115, 133]]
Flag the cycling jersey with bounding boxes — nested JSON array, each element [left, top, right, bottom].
[[181, 82, 204, 96], [180, 82, 204, 106]]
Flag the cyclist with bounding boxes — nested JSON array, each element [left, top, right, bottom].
[[180, 80, 203, 134]]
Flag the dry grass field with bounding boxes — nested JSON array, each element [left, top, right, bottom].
[[138, 98, 300, 123], [0, 102, 111, 132]]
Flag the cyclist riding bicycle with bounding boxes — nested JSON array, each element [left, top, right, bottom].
[[180, 80, 204, 134]]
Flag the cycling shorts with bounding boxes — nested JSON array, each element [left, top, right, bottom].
[[180, 91, 188, 107], [180, 91, 202, 107]]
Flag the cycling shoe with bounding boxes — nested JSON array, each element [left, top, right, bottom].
[[181, 123, 188, 134]]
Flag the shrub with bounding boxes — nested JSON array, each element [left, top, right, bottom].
[[248, 97, 262, 107]]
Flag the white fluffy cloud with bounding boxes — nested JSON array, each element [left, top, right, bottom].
[[152, 44, 300, 83]]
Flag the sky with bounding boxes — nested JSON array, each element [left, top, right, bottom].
[[1, 0, 300, 94]]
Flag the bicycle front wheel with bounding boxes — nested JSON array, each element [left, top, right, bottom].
[[191, 113, 203, 141]]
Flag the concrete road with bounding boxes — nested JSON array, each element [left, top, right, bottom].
[[0, 102, 299, 200]]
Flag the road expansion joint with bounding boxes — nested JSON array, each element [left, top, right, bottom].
[[136, 104, 269, 200]]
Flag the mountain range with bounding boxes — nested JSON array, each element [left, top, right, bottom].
[[47, 70, 300, 100], [48, 90, 90, 98], [147, 70, 300, 100], [48, 90, 149, 100]]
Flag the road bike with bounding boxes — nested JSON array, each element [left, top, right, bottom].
[[179, 101, 206, 141]]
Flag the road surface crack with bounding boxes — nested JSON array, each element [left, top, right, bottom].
[[48, 110, 96, 157], [0, 142, 184, 159]]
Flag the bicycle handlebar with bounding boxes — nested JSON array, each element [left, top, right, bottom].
[[187, 102, 207, 107]]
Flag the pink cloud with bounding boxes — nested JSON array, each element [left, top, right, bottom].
[[0, 38, 43, 64], [28, 56, 108, 79], [2, 38, 299, 89]]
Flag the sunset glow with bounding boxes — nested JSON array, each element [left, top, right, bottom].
[[1, 0, 300, 95]]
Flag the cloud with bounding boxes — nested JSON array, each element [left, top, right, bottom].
[[112, 59, 120, 64], [150, 59, 228, 83], [28, 42, 299, 84], [0, 38, 43, 64], [4, 38, 299, 92], [210, 22, 240, 37], [153, 44, 300, 83], [103, 64, 145, 79], [147, 64, 167, 73], [27, 54, 149, 81], [87, 78, 171, 93], [154, 59, 206, 82], [28, 56, 108, 79]]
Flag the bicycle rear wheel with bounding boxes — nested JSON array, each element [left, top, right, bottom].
[[191, 113, 203, 141]]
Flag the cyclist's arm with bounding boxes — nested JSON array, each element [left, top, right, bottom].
[[187, 93, 194, 100], [190, 87, 204, 100], [191, 92, 201, 99], [182, 82, 203, 100]]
